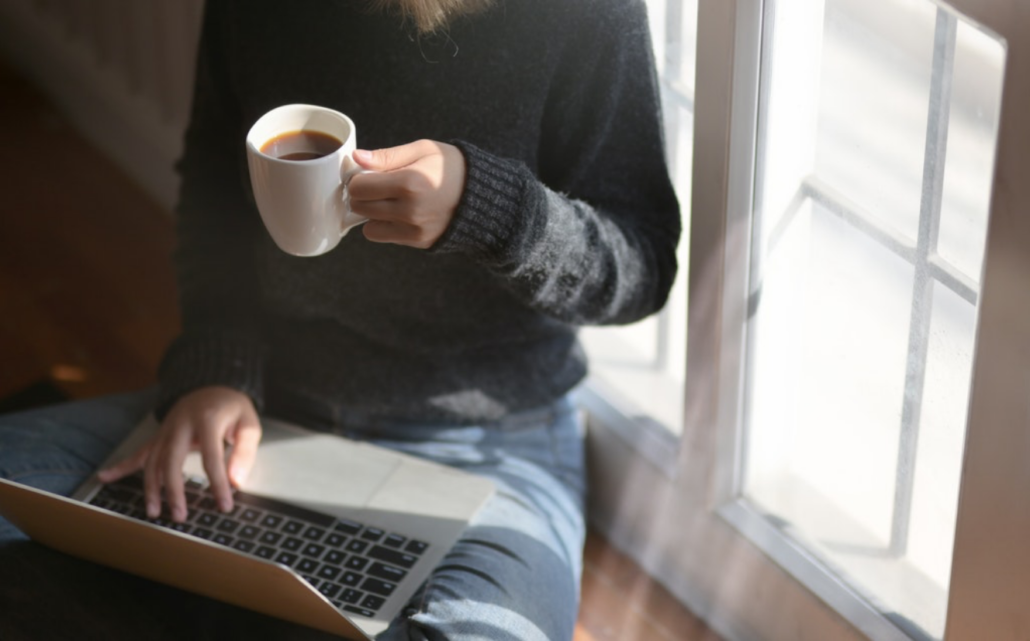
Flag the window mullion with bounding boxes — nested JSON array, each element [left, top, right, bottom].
[[890, 6, 958, 557]]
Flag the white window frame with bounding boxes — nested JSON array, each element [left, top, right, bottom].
[[583, 0, 1030, 639]]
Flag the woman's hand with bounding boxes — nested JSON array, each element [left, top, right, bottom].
[[97, 386, 262, 523], [349, 140, 467, 249]]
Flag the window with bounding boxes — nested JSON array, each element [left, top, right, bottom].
[[584, 0, 1030, 639], [738, 1, 1005, 637]]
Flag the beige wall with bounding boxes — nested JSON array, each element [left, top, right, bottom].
[[0, 0, 204, 210]]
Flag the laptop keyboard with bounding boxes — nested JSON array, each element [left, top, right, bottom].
[[87, 474, 430, 618]]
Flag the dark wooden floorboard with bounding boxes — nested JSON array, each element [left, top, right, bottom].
[[0, 59, 722, 641]]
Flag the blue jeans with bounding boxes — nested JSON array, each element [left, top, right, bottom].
[[0, 389, 586, 640]]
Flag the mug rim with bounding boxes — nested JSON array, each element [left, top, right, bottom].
[[246, 103, 355, 165]]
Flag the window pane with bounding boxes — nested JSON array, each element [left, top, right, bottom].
[[937, 20, 1006, 282], [743, 0, 1005, 638], [815, 0, 937, 241]]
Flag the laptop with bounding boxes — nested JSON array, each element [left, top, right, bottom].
[[0, 414, 496, 639]]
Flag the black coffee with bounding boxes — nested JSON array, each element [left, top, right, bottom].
[[260, 130, 343, 161]]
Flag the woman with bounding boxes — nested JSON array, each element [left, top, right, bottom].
[[0, 0, 679, 638]]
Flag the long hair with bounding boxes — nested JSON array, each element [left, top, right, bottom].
[[368, 0, 494, 34]]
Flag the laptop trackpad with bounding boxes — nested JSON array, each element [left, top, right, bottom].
[[180, 417, 492, 521], [182, 418, 398, 508]]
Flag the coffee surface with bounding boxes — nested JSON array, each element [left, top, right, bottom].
[[260, 130, 343, 161]]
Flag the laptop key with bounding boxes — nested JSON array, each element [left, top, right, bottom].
[[360, 527, 385, 542], [213, 533, 235, 547], [360, 578, 396, 597], [317, 565, 341, 581], [216, 519, 240, 533], [368, 545, 417, 569], [340, 588, 363, 604], [319, 583, 342, 599], [302, 543, 326, 559], [282, 537, 305, 552], [261, 514, 283, 529], [361, 595, 386, 611], [275, 551, 299, 567], [239, 508, 262, 522], [367, 562, 407, 582], [196, 513, 219, 527], [282, 520, 305, 535], [343, 605, 376, 618], [255, 546, 276, 559], [238, 525, 261, 540], [324, 550, 346, 565], [259, 531, 283, 545], [334, 519, 362, 535], [192, 527, 214, 540], [340, 571, 362, 587], [297, 558, 319, 574], [302, 575, 321, 588], [345, 540, 369, 554], [344, 556, 368, 572], [405, 540, 429, 555], [303, 526, 326, 541], [325, 533, 347, 548], [233, 540, 256, 554], [382, 534, 406, 548]]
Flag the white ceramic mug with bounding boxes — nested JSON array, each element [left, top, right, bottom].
[[246, 104, 368, 257]]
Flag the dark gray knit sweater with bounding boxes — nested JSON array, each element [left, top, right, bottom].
[[158, 0, 681, 424]]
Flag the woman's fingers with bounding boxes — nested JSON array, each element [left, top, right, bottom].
[[352, 139, 437, 172], [348, 140, 466, 249], [227, 418, 262, 488], [200, 423, 233, 513], [96, 441, 151, 483], [143, 436, 166, 519], [362, 220, 438, 248], [96, 387, 260, 521], [161, 419, 197, 522]]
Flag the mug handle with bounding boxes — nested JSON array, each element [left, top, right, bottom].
[[340, 157, 372, 234]]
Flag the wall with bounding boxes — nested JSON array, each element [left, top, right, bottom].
[[0, 0, 204, 211]]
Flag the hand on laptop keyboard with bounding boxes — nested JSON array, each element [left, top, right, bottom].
[[97, 386, 262, 523], [89, 472, 431, 617]]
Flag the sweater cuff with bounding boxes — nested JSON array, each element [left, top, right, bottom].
[[430, 141, 527, 259], [156, 331, 265, 420]]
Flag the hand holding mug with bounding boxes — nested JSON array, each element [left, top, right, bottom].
[[247, 104, 466, 256], [348, 139, 467, 250]]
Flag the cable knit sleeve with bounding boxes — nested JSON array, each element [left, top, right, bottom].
[[156, 0, 265, 418], [431, 0, 681, 327]]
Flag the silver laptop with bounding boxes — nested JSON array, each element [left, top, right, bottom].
[[0, 414, 496, 639]]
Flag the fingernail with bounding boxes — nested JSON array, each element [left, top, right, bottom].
[[353, 149, 372, 162], [173, 506, 187, 522], [219, 498, 233, 513], [230, 465, 248, 486], [147, 501, 159, 519]]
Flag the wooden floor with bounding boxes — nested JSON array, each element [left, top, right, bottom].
[[0, 61, 723, 641]]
